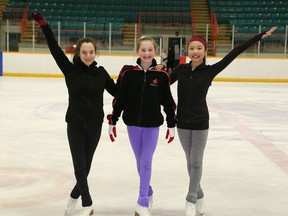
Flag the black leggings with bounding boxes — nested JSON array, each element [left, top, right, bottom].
[[67, 123, 102, 207]]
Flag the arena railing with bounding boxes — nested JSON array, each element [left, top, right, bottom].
[[1, 19, 287, 58]]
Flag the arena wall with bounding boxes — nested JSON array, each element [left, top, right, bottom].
[[1, 52, 288, 82]]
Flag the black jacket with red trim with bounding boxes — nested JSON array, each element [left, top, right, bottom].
[[111, 58, 176, 128]]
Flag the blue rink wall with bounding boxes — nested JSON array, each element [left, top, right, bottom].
[[1, 52, 288, 82]]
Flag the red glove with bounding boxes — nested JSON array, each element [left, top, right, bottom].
[[107, 114, 117, 142], [165, 127, 175, 143], [31, 12, 47, 26]]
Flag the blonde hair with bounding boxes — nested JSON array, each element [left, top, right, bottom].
[[136, 36, 158, 52]]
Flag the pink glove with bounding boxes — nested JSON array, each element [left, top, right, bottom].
[[31, 12, 47, 26], [107, 114, 117, 142], [165, 127, 175, 143]]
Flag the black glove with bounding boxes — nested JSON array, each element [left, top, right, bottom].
[[31, 12, 47, 26]]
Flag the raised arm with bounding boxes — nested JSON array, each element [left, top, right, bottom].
[[31, 12, 72, 74], [211, 26, 277, 76], [262, 26, 277, 39]]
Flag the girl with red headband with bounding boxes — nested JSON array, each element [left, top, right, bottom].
[[170, 26, 277, 216]]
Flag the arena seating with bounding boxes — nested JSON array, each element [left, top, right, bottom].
[[3, 0, 287, 44], [4, 0, 191, 41], [5, 0, 191, 24], [208, 0, 287, 43]]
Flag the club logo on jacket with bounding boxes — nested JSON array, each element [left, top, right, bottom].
[[150, 78, 159, 87]]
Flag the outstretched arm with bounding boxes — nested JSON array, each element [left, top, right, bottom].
[[210, 26, 278, 77], [261, 26, 277, 39], [31, 12, 71, 74], [31, 12, 47, 26]]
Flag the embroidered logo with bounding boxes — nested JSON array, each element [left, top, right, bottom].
[[150, 79, 159, 87]]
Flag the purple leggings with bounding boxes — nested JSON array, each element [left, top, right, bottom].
[[127, 126, 159, 207]]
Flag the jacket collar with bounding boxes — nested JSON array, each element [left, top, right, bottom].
[[184, 61, 206, 70], [78, 61, 97, 71], [136, 58, 157, 69]]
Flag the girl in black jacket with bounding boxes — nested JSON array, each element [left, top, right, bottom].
[[31, 12, 117, 216], [109, 36, 176, 216], [170, 26, 277, 216]]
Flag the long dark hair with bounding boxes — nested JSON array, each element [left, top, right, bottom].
[[72, 38, 97, 64]]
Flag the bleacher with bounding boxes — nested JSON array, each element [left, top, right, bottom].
[[3, 0, 191, 42], [4, 0, 191, 23], [2, 0, 287, 53], [208, 0, 288, 43]]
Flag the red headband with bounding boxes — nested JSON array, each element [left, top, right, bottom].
[[187, 37, 207, 49]]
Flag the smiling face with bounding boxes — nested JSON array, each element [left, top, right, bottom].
[[136, 37, 157, 70], [137, 40, 156, 64], [187, 41, 207, 64], [79, 42, 96, 66], [72, 38, 98, 66]]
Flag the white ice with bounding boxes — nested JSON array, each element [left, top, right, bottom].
[[0, 77, 288, 216]]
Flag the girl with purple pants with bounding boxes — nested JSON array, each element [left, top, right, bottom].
[[108, 36, 176, 216]]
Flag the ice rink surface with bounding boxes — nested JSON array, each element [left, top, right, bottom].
[[0, 76, 287, 216]]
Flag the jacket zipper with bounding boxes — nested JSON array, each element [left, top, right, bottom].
[[138, 71, 146, 125], [186, 70, 193, 120], [84, 74, 93, 127]]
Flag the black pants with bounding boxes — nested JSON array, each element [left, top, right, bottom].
[[67, 123, 102, 207]]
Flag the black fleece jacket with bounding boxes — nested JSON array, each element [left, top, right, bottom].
[[112, 58, 176, 128], [170, 32, 265, 130], [41, 24, 117, 127]]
